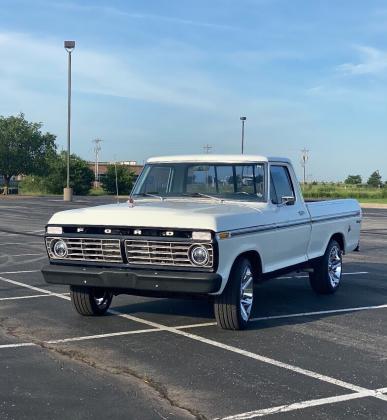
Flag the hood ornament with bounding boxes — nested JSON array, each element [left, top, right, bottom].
[[127, 197, 135, 208]]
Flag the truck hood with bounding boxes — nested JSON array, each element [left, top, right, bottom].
[[48, 199, 266, 232]]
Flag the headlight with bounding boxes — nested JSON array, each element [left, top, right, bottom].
[[189, 244, 209, 266], [52, 239, 68, 258]]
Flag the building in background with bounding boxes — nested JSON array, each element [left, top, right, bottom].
[[87, 161, 143, 187]]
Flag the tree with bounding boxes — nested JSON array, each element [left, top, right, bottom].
[[0, 113, 56, 193], [344, 175, 362, 185], [103, 164, 136, 195], [43, 152, 94, 195], [367, 170, 383, 188]]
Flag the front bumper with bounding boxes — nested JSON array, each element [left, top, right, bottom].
[[42, 264, 222, 294]]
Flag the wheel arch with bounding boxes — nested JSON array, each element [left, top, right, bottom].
[[330, 232, 346, 254], [232, 250, 262, 283]]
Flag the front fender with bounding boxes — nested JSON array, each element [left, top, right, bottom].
[[212, 236, 263, 295]]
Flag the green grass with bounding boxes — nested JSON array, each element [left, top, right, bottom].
[[356, 198, 387, 204], [301, 183, 387, 201]]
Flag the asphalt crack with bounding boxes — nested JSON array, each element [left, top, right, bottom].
[[0, 318, 207, 420], [42, 343, 208, 420]]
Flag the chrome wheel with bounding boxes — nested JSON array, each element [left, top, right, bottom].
[[328, 245, 342, 288], [240, 266, 254, 321], [92, 289, 111, 308]]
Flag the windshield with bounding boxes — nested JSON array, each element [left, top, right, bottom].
[[132, 163, 266, 201]]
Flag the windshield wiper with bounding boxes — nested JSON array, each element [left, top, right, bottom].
[[134, 193, 165, 201], [184, 192, 224, 203]]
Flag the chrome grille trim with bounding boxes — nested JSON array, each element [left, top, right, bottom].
[[46, 237, 123, 263], [125, 240, 213, 268]]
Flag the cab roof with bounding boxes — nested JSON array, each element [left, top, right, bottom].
[[147, 154, 291, 164]]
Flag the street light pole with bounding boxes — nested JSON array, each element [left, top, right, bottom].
[[240, 116, 246, 154], [300, 148, 309, 185], [64, 40, 75, 201]]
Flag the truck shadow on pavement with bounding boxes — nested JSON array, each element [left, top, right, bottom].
[[111, 269, 387, 331]]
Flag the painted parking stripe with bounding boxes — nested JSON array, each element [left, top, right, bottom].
[[0, 270, 41, 275], [278, 271, 368, 279], [0, 242, 42, 246], [9, 253, 44, 257], [0, 325, 220, 349], [219, 387, 387, 419], [45, 328, 161, 344], [250, 304, 387, 322], [109, 310, 387, 402], [175, 322, 218, 329], [1, 275, 387, 404], [0, 293, 69, 301], [0, 276, 71, 300], [0, 342, 36, 349]]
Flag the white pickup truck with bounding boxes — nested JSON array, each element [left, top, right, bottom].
[[42, 155, 362, 330]]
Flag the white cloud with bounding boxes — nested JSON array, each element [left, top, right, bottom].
[[0, 31, 222, 109], [337, 45, 387, 76], [45, 1, 238, 31]]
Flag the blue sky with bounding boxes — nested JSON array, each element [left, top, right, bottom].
[[1, 0, 387, 181]]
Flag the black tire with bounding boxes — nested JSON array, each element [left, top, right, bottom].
[[309, 239, 342, 295], [70, 286, 113, 316], [214, 258, 254, 330]]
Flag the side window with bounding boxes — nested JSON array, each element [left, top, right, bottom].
[[270, 166, 295, 205]]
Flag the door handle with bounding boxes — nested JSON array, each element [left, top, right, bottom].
[[298, 210, 305, 216]]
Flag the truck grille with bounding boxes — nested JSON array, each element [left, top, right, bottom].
[[46, 237, 123, 263], [125, 240, 213, 268]]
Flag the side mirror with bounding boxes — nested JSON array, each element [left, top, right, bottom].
[[281, 196, 295, 206]]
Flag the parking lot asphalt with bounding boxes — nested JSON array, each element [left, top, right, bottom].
[[0, 196, 386, 419]]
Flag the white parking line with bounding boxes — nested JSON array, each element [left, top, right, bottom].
[[219, 387, 387, 419], [0, 324, 219, 348], [278, 271, 368, 279], [0, 276, 71, 300], [0, 342, 36, 349], [250, 304, 387, 322], [0, 242, 42, 246], [9, 253, 44, 257], [1, 275, 387, 405], [108, 310, 387, 402], [45, 328, 162, 344], [0, 270, 41, 275], [0, 293, 69, 301]]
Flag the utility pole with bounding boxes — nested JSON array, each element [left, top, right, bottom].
[[240, 116, 247, 154], [300, 148, 309, 184], [203, 144, 212, 154], [92, 139, 102, 187]]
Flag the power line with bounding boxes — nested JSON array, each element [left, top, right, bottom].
[[203, 144, 212, 154]]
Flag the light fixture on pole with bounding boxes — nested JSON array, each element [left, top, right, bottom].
[[240, 116, 247, 154], [63, 40, 75, 201]]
